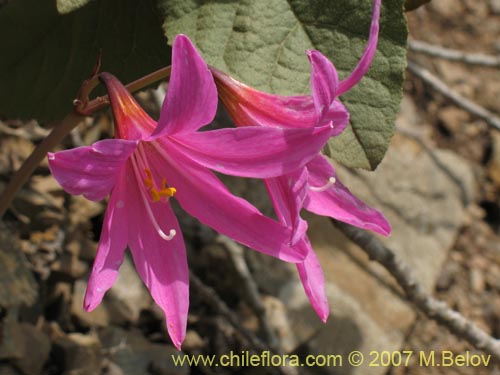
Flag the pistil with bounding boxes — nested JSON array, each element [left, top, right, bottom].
[[130, 148, 176, 242], [309, 176, 336, 192]]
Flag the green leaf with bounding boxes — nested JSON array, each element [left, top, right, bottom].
[[0, 0, 170, 122], [56, 0, 92, 14], [159, 0, 407, 170]]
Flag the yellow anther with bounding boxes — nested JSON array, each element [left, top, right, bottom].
[[143, 169, 176, 202], [150, 188, 161, 202], [158, 176, 176, 198], [144, 169, 154, 189], [159, 187, 176, 198]]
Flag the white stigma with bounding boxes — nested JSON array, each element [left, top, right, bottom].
[[159, 229, 176, 241], [130, 150, 176, 242], [141, 184, 176, 242], [309, 176, 336, 192]]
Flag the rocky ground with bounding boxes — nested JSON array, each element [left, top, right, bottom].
[[0, 1, 500, 374], [390, 1, 500, 375]]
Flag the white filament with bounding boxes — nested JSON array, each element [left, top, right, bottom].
[[309, 176, 336, 192], [139, 172, 176, 241], [130, 151, 176, 242]]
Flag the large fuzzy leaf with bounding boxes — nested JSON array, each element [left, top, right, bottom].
[[0, 0, 170, 122], [56, 0, 92, 14], [159, 0, 407, 169]]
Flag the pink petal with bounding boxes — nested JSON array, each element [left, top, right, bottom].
[[307, 50, 339, 120], [212, 67, 347, 133], [212, 67, 318, 129], [146, 140, 307, 263], [152, 35, 217, 138], [322, 99, 350, 137], [295, 238, 329, 322], [170, 124, 334, 178], [47, 139, 138, 201], [304, 155, 391, 236], [126, 161, 189, 350], [265, 170, 330, 320], [337, 0, 381, 95], [99, 72, 157, 140], [84, 166, 129, 311], [264, 169, 309, 246]]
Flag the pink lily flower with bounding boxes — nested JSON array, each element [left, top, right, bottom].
[[47, 35, 335, 349], [210, 0, 390, 322]]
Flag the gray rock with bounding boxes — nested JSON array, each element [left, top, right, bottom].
[[429, 0, 465, 18], [101, 359, 125, 375], [71, 279, 110, 328], [105, 254, 152, 324], [99, 327, 188, 375], [0, 315, 24, 361], [275, 134, 475, 375], [0, 223, 37, 309], [0, 321, 51, 375], [282, 281, 402, 375], [51, 252, 88, 279], [53, 333, 102, 375], [72, 255, 152, 327], [336, 136, 475, 292], [182, 330, 205, 352], [261, 295, 297, 354], [490, 0, 500, 14]]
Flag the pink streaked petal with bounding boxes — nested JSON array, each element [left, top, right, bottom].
[[99, 72, 156, 140], [171, 124, 334, 178], [304, 155, 391, 236], [152, 35, 217, 138], [307, 50, 339, 119], [84, 166, 129, 311], [211, 67, 318, 129], [212, 67, 347, 132], [295, 238, 329, 322], [126, 162, 189, 350], [337, 0, 381, 96], [146, 140, 306, 263], [323, 99, 350, 137], [264, 169, 309, 246], [47, 139, 138, 201]]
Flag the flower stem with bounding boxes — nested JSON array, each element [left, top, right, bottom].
[[0, 66, 172, 219]]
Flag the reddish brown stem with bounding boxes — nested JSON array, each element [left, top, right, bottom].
[[0, 66, 172, 219]]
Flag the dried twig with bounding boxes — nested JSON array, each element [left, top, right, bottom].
[[217, 235, 280, 352], [0, 66, 172, 219], [409, 40, 500, 68], [333, 220, 500, 362], [407, 61, 500, 131], [190, 272, 268, 351], [190, 272, 297, 375]]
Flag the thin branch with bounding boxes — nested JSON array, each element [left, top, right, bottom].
[[217, 235, 280, 352], [333, 220, 500, 362], [189, 272, 297, 375], [0, 66, 172, 219], [190, 272, 267, 351], [409, 40, 500, 68], [0, 112, 84, 218], [407, 60, 500, 131]]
